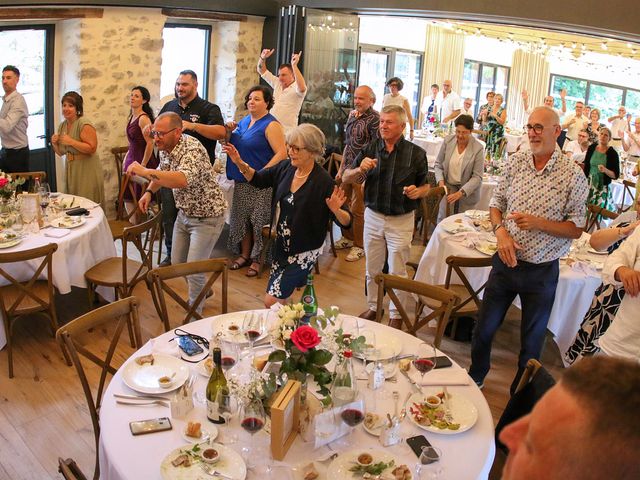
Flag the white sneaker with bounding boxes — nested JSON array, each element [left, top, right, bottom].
[[345, 246, 365, 262], [334, 237, 353, 250]]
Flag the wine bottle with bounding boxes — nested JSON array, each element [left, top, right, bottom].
[[300, 273, 318, 324], [206, 347, 227, 424]]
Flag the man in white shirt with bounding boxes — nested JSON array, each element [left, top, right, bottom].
[[622, 118, 640, 165], [608, 106, 630, 149], [562, 129, 590, 164], [257, 49, 307, 132], [0, 65, 29, 172], [437, 80, 461, 125], [461, 97, 474, 117], [521, 88, 566, 117], [561, 101, 588, 142]]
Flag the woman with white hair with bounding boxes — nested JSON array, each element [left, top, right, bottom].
[[224, 124, 352, 306]]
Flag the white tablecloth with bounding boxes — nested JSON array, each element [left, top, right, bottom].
[[415, 213, 603, 367], [0, 198, 116, 349], [99, 312, 495, 480]]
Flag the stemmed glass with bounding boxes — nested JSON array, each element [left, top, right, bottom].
[[413, 342, 437, 383], [219, 339, 239, 374], [416, 445, 444, 479], [240, 399, 267, 468], [339, 391, 365, 436], [215, 387, 238, 444], [38, 182, 51, 223], [242, 312, 263, 361]]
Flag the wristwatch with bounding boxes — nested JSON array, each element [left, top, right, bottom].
[[492, 223, 504, 234], [144, 188, 154, 195]]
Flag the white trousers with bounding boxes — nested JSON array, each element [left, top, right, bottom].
[[363, 208, 414, 317]]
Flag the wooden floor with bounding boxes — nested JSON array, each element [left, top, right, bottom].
[[0, 232, 567, 479]]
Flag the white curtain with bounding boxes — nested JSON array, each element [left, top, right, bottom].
[[507, 49, 550, 128], [420, 25, 465, 125]]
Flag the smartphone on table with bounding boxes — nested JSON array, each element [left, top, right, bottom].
[[129, 417, 172, 436]]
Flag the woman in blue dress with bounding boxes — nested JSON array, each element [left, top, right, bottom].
[[224, 124, 352, 307], [225, 85, 287, 277]]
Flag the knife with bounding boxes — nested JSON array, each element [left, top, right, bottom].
[[114, 393, 171, 401], [399, 368, 423, 394]]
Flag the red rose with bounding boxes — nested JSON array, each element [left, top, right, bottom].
[[0, 178, 8, 188], [290, 325, 320, 353]]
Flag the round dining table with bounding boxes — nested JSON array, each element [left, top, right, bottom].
[[0, 195, 116, 349], [99, 310, 496, 480], [415, 212, 605, 367]]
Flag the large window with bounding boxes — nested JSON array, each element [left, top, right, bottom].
[[550, 75, 640, 119], [160, 25, 210, 100], [462, 60, 510, 118]]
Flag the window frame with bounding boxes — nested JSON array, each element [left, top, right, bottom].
[[463, 59, 511, 119]]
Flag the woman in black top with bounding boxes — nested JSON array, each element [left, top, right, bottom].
[[583, 127, 620, 210], [223, 124, 351, 307]]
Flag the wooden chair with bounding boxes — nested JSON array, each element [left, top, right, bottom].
[[422, 255, 493, 340], [111, 146, 128, 187], [148, 258, 228, 331], [416, 186, 446, 245], [58, 457, 89, 480], [0, 243, 58, 378], [374, 273, 459, 349], [584, 204, 618, 233], [325, 152, 343, 177], [85, 212, 160, 346], [616, 179, 637, 213], [108, 173, 141, 241], [56, 296, 142, 480], [11, 171, 47, 193]]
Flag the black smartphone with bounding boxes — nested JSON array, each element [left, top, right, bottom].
[[178, 335, 204, 356], [129, 417, 172, 436], [429, 356, 453, 369], [406, 434, 436, 458]]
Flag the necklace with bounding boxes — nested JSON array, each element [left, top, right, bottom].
[[294, 168, 312, 179]]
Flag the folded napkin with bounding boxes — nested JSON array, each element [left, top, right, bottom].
[[43, 228, 71, 238], [150, 337, 181, 358], [567, 258, 601, 278], [449, 231, 496, 249], [409, 365, 471, 386]]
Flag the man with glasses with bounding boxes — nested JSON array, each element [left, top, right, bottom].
[[342, 105, 429, 327], [561, 100, 588, 143], [469, 106, 588, 393], [608, 106, 630, 149], [562, 128, 591, 164], [158, 70, 226, 266], [127, 112, 227, 314], [437, 80, 461, 125], [0, 65, 29, 173]]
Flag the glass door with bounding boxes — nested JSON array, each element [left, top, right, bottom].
[[394, 51, 422, 120], [0, 26, 55, 187], [358, 49, 391, 113]]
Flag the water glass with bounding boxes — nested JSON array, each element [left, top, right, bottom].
[[416, 446, 444, 479]]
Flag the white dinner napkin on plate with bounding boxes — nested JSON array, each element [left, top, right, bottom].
[[409, 365, 471, 386], [43, 228, 71, 238], [150, 337, 181, 358]]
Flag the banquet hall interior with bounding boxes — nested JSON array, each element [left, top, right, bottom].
[[0, 1, 639, 479]]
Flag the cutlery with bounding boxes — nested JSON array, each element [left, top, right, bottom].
[[443, 386, 454, 422], [399, 368, 423, 394], [392, 391, 400, 418], [116, 399, 169, 407], [314, 451, 339, 463], [199, 463, 235, 479], [113, 393, 171, 401]]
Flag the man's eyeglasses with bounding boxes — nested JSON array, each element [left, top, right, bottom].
[[525, 124, 557, 135], [150, 128, 178, 138], [286, 144, 306, 154]]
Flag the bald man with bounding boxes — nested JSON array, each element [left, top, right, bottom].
[[335, 85, 380, 262], [522, 88, 566, 117], [438, 79, 461, 124]]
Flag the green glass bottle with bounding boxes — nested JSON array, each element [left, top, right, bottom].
[[206, 347, 227, 424], [300, 273, 318, 324]]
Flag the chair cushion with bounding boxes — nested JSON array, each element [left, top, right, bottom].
[[0, 281, 52, 314], [422, 284, 479, 315], [85, 257, 147, 286]]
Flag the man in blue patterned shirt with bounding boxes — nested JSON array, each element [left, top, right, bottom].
[[469, 106, 589, 393]]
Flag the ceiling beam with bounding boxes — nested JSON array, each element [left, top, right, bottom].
[[0, 7, 103, 20], [161, 8, 247, 22]]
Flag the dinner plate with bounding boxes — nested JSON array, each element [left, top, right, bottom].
[[122, 354, 189, 395], [211, 310, 269, 344], [160, 443, 246, 480], [587, 247, 608, 255], [407, 390, 478, 435], [327, 448, 399, 479], [354, 330, 402, 361], [440, 221, 474, 234], [365, 360, 397, 379], [464, 209, 490, 220], [181, 425, 217, 444], [362, 413, 384, 436], [51, 196, 77, 210], [52, 215, 86, 229], [195, 357, 213, 378], [0, 236, 21, 249], [475, 241, 498, 256]]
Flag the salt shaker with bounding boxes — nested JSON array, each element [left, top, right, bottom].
[[368, 361, 385, 390]]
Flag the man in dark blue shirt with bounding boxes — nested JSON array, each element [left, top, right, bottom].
[[158, 70, 225, 265], [342, 105, 429, 327]]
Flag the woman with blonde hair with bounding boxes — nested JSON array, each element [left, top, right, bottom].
[[586, 108, 605, 144]]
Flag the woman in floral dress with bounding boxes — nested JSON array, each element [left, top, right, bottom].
[[583, 127, 619, 210], [482, 93, 507, 162], [585, 108, 605, 144]]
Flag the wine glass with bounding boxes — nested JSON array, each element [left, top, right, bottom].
[[216, 387, 238, 444], [339, 391, 365, 436], [240, 399, 267, 468], [413, 342, 437, 382], [38, 182, 51, 222], [242, 312, 263, 360], [416, 445, 444, 479], [219, 339, 239, 374]]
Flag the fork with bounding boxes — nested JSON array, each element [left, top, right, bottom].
[[116, 399, 169, 407], [199, 463, 235, 479], [443, 386, 454, 422]]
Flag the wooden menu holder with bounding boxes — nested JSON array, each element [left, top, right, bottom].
[[19, 193, 43, 228], [270, 379, 301, 461]]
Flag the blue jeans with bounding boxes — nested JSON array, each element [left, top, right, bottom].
[[161, 187, 177, 256], [171, 210, 224, 315], [469, 255, 559, 392]]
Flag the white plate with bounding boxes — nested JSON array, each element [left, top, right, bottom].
[[327, 448, 398, 479], [407, 390, 478, 435], [52, 215, 86, 229], [160, 443, 246, 480], [355, 330, 402, 361], [365, 361, 397, 379], [122, 354, 190, 395], [0, 237, 21, 249], [211, 310, 269, 344], [464, 209, 489, 220], [196, 357, 213, 378], [587, 247, 608, 255], [181, 425, 217, 444], [362, 414, 385, 436], [475, 241, 498, 256], [441, 222, 474, 234]]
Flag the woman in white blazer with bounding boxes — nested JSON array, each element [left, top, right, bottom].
[[434, 114, 485, 220]]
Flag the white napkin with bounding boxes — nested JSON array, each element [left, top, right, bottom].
[[568, 259, 600, 278], [43, 228, 71, 238], [150, 337, 181, 358], [409, 366, 471, 386]]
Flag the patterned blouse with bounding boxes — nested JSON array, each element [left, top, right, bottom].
[[158, 134, 227, 218], [490, 147, 589, 264]]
